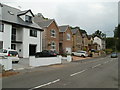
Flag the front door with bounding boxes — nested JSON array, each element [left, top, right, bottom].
[[29, 44, 36, 56]]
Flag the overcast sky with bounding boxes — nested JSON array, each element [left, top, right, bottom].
[[1, 0, 119, 37]]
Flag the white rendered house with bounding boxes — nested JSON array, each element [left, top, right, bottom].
[[93, 36, 106, 50], [0, 4, 43, 58]]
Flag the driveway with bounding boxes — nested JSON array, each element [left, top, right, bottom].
[[12, 58, 31, 70]]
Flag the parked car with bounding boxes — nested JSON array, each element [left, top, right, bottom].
[[72, 51, 88, 58], [111, 52, 118, 58], [35, 50, 57, 57], [0, 49, 19, 63], [91, 49, 96, 52]]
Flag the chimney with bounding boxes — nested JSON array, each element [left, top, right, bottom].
[[37, 13, 43, 17]]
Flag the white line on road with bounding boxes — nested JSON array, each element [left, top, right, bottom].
[[29, 79, 60, 90], [70, 70, 86, 77], [92, 64, 101, 68], [104, 61, 109, 64], [13, 68, 24, 71]]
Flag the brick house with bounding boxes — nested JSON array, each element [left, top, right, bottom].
[[81, 33, 89, 51], [71, 28, 82, 52], [87, 35, 94, 50], [59, 25, 72, 54], [34, 14, 59, 52]]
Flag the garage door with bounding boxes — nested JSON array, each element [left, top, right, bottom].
[[66, 48, 71, 54]]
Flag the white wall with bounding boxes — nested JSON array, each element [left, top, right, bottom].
[[0, 32, 3, 41], [22, 28, 42, 58], [16, 27, 23, 41], [29, 56, 61, 67], [2, 23, 12, 49], [93, 37, 102, 50]]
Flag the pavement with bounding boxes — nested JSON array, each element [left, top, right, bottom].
[[12, 54, 100, 71], [2, 54, 119, 89]]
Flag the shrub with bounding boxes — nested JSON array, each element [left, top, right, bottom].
[[105, 49, 113, 54]]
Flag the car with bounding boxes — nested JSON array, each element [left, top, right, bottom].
[[35, 50, 57, 57], [111, 52, 118, 58], [72, 51, 88, 58], [0, 49, 19, 63]]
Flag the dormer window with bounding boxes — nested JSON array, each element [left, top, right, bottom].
[[25, 15, 32, 23]]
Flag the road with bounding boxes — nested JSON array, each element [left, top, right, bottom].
[[2, 55, 119, 89]]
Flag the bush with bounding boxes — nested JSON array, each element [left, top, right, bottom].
[[83, 47, 87, 51], [105, 49, 113, 54]]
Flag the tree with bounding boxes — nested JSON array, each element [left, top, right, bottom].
[[92, 30, 106, 39], [106, 37, 115, 50], [114, 25, 120, 51]]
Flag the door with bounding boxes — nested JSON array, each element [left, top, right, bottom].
[[29, 44, 36, 56], [0, 41, 3, 49]]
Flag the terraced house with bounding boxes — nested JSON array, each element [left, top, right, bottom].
[[71, 27, 83, 52], [34, 13, 59, 52], [59, 25, 72, 54], [0, 4, 43, 58]]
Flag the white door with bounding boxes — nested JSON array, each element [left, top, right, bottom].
[[66, 48, 71, 54]]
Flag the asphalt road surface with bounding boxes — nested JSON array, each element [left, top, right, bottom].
[[2, 55, 119, 89]]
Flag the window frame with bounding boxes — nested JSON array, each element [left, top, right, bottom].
[[11, 44, 16, 50], [11, 27, 16, 41], [51, 41, 56, 50], [0, 23, 4, 32], [25, 15, 32, 23], [30, 29, 37, 37], [66, 33, 71, 40], [50, 29, 56, 38]]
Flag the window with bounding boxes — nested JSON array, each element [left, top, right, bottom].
[[11, 27, 16, 41], [51, 41, 56, 50], [30, 29, 37, 37], [67, 33, 71, 40], [11, 44, 16, 50], [0, 23, 4, 32], [50, 29, 56, 37], [25, 15, 32, 23]]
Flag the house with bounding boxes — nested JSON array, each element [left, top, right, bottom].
[[59, 25, 72, 54], [81, 33, 89, 51], [93, 36, 106, 50], [0, 4, 43, 58], [87, 35, 94, 50], [71, 28, 82, 52], [34, 13, 59, 52]]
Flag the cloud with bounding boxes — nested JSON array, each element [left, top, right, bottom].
[[1, 0, 118, 37], [55, 2, 117, 36]]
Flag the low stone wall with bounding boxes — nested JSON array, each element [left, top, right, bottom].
[[29, 55, 62, 67]]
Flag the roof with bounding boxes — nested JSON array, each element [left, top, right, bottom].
[[17, 9, 34, 17], [36, 19, 54, 28], [71, 28, 79, 34], [88, 35, 93, 40], [1, 4, 43, 31], [59, 25, 69, 32]]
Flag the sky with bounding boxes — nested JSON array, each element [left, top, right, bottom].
[[1, 0, 119, 37]]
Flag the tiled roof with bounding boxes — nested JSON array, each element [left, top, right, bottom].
[[59, 25, 69, 32], [1, 4, 43, 31]]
